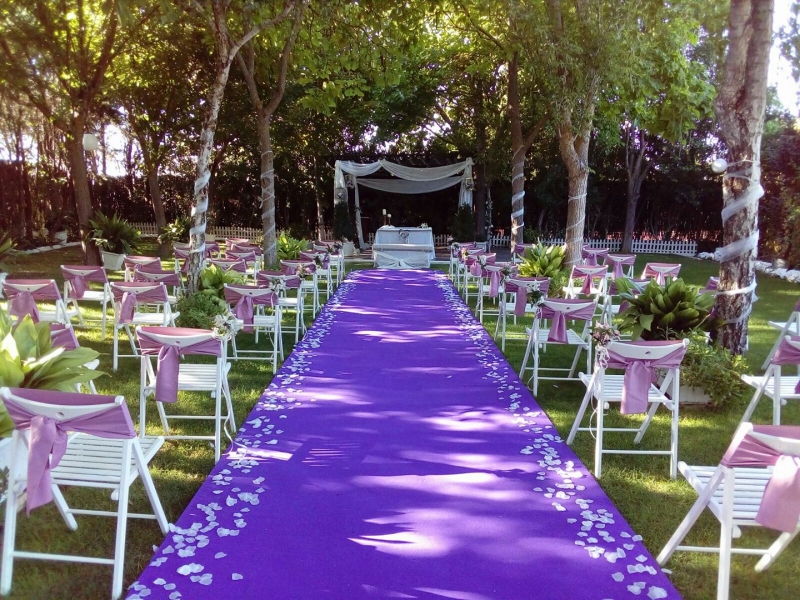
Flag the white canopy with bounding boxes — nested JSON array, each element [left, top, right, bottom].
[[334, 158, 474, 248]]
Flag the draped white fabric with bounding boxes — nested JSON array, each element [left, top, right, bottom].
[[333, 157, 474, 248]]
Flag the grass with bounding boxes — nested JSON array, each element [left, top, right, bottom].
[[1, 246, 800, 599]]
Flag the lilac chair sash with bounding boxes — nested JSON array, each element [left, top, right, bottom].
[[138, 327, 222, 403], [489, 270, 502, 297], [606, 254, 636, 279], [581, 247, 609, 266], [645, 263, 681, 285], [539, 300, 596, 344], [9, 290, 40, 322], [61, 266, 106, 299], [50, 324, 79, 350], [224, 286, 278, 333], [721, 424, 800, 532], [572, 266, 606, 295], [111, 283, 168, 324], [2, 388, 135, 514], [771, 336, 800, 393], [134, 268, 181, 287], [233, 295, 255, 332], [507, 278, 550, 316], [211, 259, 247, 273], [605, 341, 688, 414]]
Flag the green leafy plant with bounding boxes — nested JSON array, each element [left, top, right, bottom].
[[0, 232, 15, 272], [680, 333, 750, 407], [157, 216, 191, 245], [87, 211, 141, 254], [198, 264, 245, 307], [332, 201, 355, 242], [517, 242, 569, 298], [175, 292, 230, 329], [277, 231, 308, 260], [618, 278, 722, 341], [522, 227, 545, 244], [0, 308, 104, 437], [449, 204, 474, 242]]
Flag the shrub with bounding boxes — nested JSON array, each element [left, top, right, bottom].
[[175, 292, 230, 329], [449, 204, 474, 242], [680, 333, 750, 408], [332, 201, 355, 242]]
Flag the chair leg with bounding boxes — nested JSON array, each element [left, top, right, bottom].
[[595, 402, 604, 478], [132, 442, 169, 535], [717, 471, 735, 600], [755, 529, 800, 572], [567, 383, 594, 445], [0, 436, 23, 595], [51, 483, 79, 530], [111, 442, 133, 600], [113, 326, 119, 371]]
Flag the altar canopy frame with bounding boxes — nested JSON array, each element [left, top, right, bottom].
[[334, 158, 474, 248]]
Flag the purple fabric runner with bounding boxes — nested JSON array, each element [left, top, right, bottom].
[[128, 270, 680, 600]]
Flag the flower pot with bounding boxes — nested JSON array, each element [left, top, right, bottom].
[[680, 384, 713, 405], [53, 231, 68, 244], [342, 241, 357, 257], [101, 250, 126, 270]]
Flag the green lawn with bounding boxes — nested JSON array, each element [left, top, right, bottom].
[[1, 245, 799, 599]]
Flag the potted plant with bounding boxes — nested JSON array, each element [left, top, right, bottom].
[[198, 264, 246, 306], [333, 201, 356, 256], [87, 211, 141, 269], [0, 307, 105, 506], [517, 242, 569, 297], [616, 278, 745, 406]]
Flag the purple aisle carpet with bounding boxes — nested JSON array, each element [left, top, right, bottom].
[[128, 270, 680, 600]]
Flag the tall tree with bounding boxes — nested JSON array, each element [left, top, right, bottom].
[[182, 0, 298, 292], [0, 0, 155, 264], [714, 0, 774, 354], [236, 1, 306, 265]]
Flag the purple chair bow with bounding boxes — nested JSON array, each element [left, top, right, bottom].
[[137, 327, 223, 404], [507, 277, 550, 316], [111, 282, 169, 324], [721, 424, 800, 532], [539, 299, 596, 343], [61, 265, 108, 300], [770, 336, 800, 393], [644, 263, 681, 285], [605, 254, 636, 279], [3, 279, 62, 323], [604, 341, 688, 414], [581, 247, 609, 266], [2, 388, 135, 514]]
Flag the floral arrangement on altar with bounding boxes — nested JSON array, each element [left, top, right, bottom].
[[212, 311, 242, 341], [420, 222, 428, 228]]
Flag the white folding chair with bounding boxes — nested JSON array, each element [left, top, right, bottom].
[[0, 387, 168, 600], [494, 276, 548, 351], [301, 250, 333, 301], [519, 298, 597, 395], [761, 299, 800, 369], [2, 278, 80, 326], [281, 259, 319, 317], [563, 264, 608, 303], [581, 245, 609, 266], [604, 253, 636, 279], [132, 266, 183, 302], [61, 265, 113, 338], [258, 270, 306, 344], [658, 423, 800, 600], [224, 283, 283, 370], [122, 255, 161, 282], [468, 254, 496, 321], [463, 252, 494, 308], [567, 339, 689, 478], [227, 249, 262, 281], [136, 326, 235, 463], [642, 262, 681, 285], [741, 335, 800, 426], [109, 282, 177, 370]]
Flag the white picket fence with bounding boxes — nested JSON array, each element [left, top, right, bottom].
[[488, 235, 697, 256], [132, 223, 337, 243]]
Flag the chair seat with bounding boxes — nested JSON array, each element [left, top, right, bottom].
[[161, 363, 232, 392], [51, 435, 164, 486], [679, 463, 774, 526], [72, 290, 107, 303], [125, 313, 172, 326], [741, 374, 800, 400], [36, 307, 81, 323]]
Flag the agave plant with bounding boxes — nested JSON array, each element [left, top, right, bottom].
[[618, 277, 722, 341], [0, 308, 104, 437]]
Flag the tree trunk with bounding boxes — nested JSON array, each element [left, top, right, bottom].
[[66, 131, 101, 265], [141, 143, 169, 258], [557, 115, 593, 267], [314, 155, 325, 239], [187, 61, 233, 293], [258, 110, 278, 265], [622, 127, 650, 253], [508, 52, 526, 251], [713, 0, 773, 354]]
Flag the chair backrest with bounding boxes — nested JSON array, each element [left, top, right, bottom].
[[3, 279, 63, 323], [110, 282, 170, 324], [257, 270, 300, 289], [770, 335, 800, 367], [60, 265, 108, 299], [123, 256, 161, 279], [228, 242, 260, 254], [280, 260, 316, 276], [569, 265, 608, 296], [506, 276, 550, 295], [133, 267, 182, 287], [720, 422, 800, 532], [224, 283, 279, 306], [539, 298, 597, 321], [50, 323, 80, 350], [136, 326, 222, 357], [0, 386, 135, 513], [209, 258, 247, 273], [581, 246, 609, 265], [227, 249, 259, 262], [642, 262, 681, 284], [604, 253, 636, 278]]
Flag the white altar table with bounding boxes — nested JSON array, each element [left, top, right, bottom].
[[372, 226, 435, 268]]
